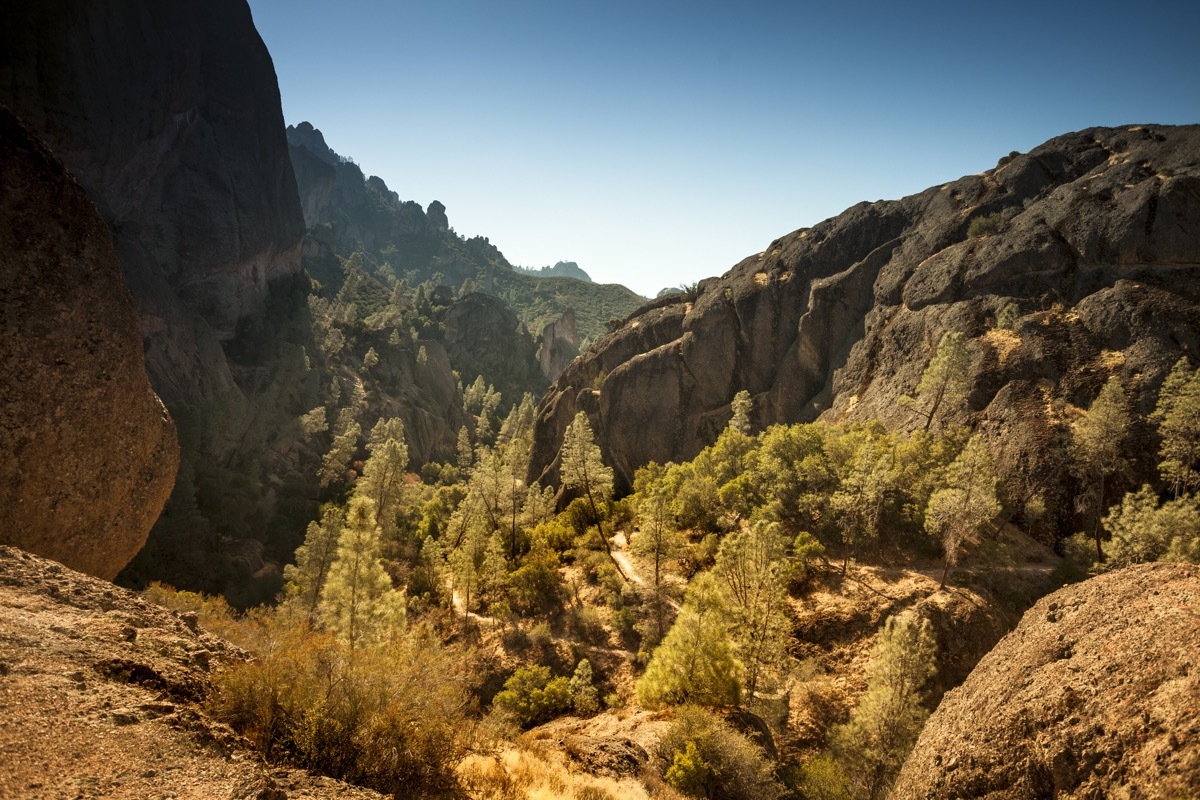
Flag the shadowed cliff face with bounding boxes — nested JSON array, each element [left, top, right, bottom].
[[0, 0, 305, 406], [0, 108, 178, 580], [530, 125, 1200, 525]]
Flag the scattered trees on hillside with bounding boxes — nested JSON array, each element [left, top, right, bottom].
[[924, 435, 1000, 587], [904, 331, 971, 431], [1153, 357, 1200, 497], [561, 411, 626, 579], [1069, 376, 1130, 561]]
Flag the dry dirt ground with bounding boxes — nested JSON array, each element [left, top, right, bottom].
[[0, 546, 382, 800]]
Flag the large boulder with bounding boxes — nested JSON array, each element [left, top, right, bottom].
[[529, 125, 1200, 524], [892, 563, 1200, 799], [0, 108, 178, 580]]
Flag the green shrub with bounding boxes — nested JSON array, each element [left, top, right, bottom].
[[996, 301, 1020, 330], [491, 665, 573, 728], [653, 706, 784, 800], [967, 212, 1006, 238]]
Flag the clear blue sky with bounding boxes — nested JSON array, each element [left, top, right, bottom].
[[247, 0, 1200, 297]]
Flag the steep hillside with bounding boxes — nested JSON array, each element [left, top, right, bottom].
[[0, 107, 178, 580], [529, 125, 1200, 532], [287, 122, 645, 350], [892, 563, 1200, 799]]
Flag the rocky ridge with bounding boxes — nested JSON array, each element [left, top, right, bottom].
[[0, 107, 177, 581], [529, 125, 1200, 524], [892, 562, 1200, 799]]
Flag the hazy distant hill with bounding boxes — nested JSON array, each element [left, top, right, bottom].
[[513, 261, 592, 282]]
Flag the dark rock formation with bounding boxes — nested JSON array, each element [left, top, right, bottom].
[[537, 309, 581, 380], [0, 108, 178, 580], [892, 563, 1200, 799], [427, 200, 450, 231], [529, 126, 1200, 517], [444, 293, 547, 404], [515, 261, 593, 282], [0, 0, 305, 406]]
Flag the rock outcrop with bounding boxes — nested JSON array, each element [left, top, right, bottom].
[[0, 0, 305, 405], [444, 293, 547, 404], [0, 546, 383, 799], [892, 563, 1200, 799], [538, 309, 582, 380], [0, 108, 178, 580], [529, 125, 1200, 514]]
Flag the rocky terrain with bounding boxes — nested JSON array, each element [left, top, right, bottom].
[[892, 562, 1200, 799], [0, 546, 382, 800], [529, 125, 1200, 522], [0, 107, 177, 580]]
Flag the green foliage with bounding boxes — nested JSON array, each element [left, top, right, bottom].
[[210, 616, 469, 796], [570, 658, 601, 716], [1153, 357, 1200, 496], [1070, 376, 1130, 560], [653, 706, 784, 800], [491, 665, 574, 728], [319, 407, 361, 488], [924, 435, 1000, 586], [1101, 485, 1200, 567], [319, 496, 406, 648], [730, 390, 752, 435], [283, 504, 345, 622], [907, 331, 972, 431], [995, 301, 1020, 330], [829, 614, 937, 800], [996, 150, 1021, 168], [637, 574, 741, 709], [966, 211, 1006, 238]]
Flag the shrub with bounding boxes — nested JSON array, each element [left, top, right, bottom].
[[210, 616, 469, 796], [995, 301, 1020, 330], [653, 706, 784, 800], [966, 212, 1006, 238], [491, 665, 573, 728]]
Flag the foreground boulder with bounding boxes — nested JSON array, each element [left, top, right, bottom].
[[0, 108, 177, 580], [892, 563, 1200, 799]]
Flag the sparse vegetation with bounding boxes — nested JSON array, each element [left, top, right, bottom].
[[966, 211, 1006, 238]]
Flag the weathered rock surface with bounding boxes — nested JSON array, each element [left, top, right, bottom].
[[0, 546, 382, 799], [0, 0, 305, 405], [0, 108, 177, 580], [529, 125, 1200, 514], [444, 292, 548, 403], [537, 309, 582, 380], [892, 563, 1200, 799]]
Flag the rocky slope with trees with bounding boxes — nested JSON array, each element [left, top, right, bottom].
[[529, 125, 1200, 540]]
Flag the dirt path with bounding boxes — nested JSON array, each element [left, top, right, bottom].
[[612, 532, 682, 612]]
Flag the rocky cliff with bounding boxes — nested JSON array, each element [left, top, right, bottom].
[[892, 563, 1200, 799], [0, 108, 178, 581], [529, 125, 1200, 521], [0, 0, 305, 405]]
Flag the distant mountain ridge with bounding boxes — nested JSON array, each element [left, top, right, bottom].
[[513, 261, 592, 282]]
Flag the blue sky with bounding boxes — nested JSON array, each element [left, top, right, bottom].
[[248, 0, 1200, 297]]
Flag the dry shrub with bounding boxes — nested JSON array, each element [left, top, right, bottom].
[[458, 749, 648, 800], [142, 581, 245, 643], [210, 612, 471, 796], [652, 706, 783, 800]]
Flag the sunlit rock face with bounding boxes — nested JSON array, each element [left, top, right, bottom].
[[0, 0, 305, 406], [529, 125, 1200, 530], [0, 108, 178, 580]]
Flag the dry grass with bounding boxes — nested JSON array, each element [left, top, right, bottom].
[[983, 328, 1020, 366], [458, 749, 654, 800]]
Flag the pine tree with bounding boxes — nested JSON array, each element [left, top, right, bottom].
[[637, 574, 741, 708], [319, 408, 361, 487], [1069, 376, 1130, 560], [320, 496, 405, 648], [831, 614, 937, 800], [907, 331, 971, 431], [713, 520, 792, 698], [1153, 358, 1200, 497], [924, 435, 1000, 587], [283, 505, 345, 623], [359, 418, 409, 536], [632, 463, 686, 643], [730, 389, 752, 435], [560, 411, 625, 579]]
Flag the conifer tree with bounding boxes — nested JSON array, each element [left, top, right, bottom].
[[637, 574, 741, 708], [907, 331, 971, 431], [924, 435, 999, 587], [320, 496, 405, 649], [1069, 376, 1130, 560], [713, 520, 791, 698], [632, 463, 685, 642], [1153, 358, 1200, 497], [359, 418, 409, 537], [730, 389, 752, 435], [831, 614, 937, 800], [283, 505, 345, 623], [561, 411, 625, 579], [319, 408, 361, 487]]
